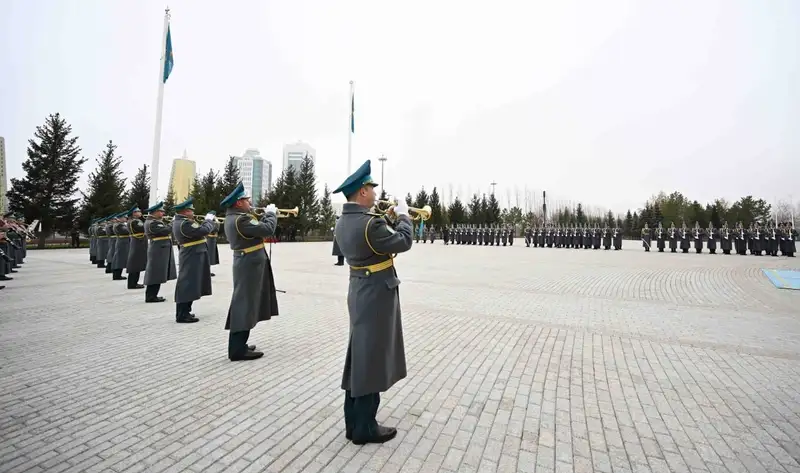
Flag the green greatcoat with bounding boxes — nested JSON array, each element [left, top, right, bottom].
[[335, 202, 414, 398], [223, 210, 279, 331]]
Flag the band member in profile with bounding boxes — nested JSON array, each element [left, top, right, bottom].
[[171, 198, 215, 324], [126, 206, 147, 289], [333, 159, 412, 445], [220, 182, 280, 361], [143, 202, 176, 303]]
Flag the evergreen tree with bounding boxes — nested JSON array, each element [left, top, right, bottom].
[[268, 171, 286, 206], [190, 175, 204, 210], [126, 164, 150, 212], [468, 194, 482, 223], [480, 194, 489, 222], [7, 113, 87, 246], [79, 140, 126, 232], [414, 187, 429, 209], [404, 192, 413, 205], [429, 187, 443, 226], [219, 156, 241, 211], [486, 193, 501, 224], [576, 203, 586, 225], [256, 192, 270, 207], [296, 157, 320, 234], [652, 202, 663, 227], [447, 197, 467, 224], [282, 167, 300, 210], [319, 183, 336, 235], [632, 211, 640, 234], [624, 210, 633, 237], [606, 210, 615, 227], [164, 188, 176, 214], [616, 217, 623, 229]]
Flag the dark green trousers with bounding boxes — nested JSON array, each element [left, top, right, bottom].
[[344, 391, 380, 439]]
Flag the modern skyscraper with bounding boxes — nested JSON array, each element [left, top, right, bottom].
[[0, 137, 6, 214], [168, 150, 196, 202], [233, 148, 272, 201], [282, 141, 316, 174]]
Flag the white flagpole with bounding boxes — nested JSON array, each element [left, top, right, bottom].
[[347, 80, 354, 174], [149, 8, 170, 206]]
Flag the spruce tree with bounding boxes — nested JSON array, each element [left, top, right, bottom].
[[480, 194, 489, 223], [606, 210, 615, 227], [268, 172, 286, 206], [624, 210, 633, 236], [429, 187, 442, 226], [404, 192, 413, 205], [79, 140, 126, 232], [468, 194, 481, 224], [219, 156, 241, 199], [319, 183, 336, 235], [281, 168, 299, 210], [199, 169, 220, 213], [576, 203, 586, 225], [7, 113, 87, 246], [164, 188, 176, 214], [297, 157, 320, 234], [447, 197, 467, 224], [190, 175, 205, 211], [126, 164, 150, 212], [486, 193, 501, 224], [414, 187, 429, 209]]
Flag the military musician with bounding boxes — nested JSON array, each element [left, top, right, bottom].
[[105, 215, 118, 273], [143, 202, 176, 303], [111, 212, 130, 281], [171, 198, 215, 324], [126, 206, 147, 289], [333, 160, 412, 445], [332, 215, 345, 265], [220, 182, 280, 361]]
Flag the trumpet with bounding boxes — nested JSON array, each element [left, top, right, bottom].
[[253, 206, 299, 218], [193, 215, 225, 224], [374, 200, 432, 221]]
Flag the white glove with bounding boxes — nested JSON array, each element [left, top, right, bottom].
[[204, 213, 215, 222], [264, 204, 277, 215], [394, 199, 409, 217]]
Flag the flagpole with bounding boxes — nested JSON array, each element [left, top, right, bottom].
[[347, 80, 354, 174], [150, 8, 170, 206]]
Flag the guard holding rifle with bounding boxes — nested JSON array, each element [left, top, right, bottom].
[[333, 159, 413, 445], [171, 198, 215, 323], [143, 202, 176, 303], [220, 182, 280, 361]]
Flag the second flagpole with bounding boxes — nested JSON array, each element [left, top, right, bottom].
[[347, 80, 354, 174]]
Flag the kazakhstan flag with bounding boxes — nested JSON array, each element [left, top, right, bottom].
[[163, 25, 174, 83]]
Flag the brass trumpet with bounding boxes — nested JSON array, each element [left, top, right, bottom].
[[193, 215, 225, 224], [253, 206, 300, 218], [374, 200, 432, 221]]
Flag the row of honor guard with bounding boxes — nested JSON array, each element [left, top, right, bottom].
[[0, 212, 29, 289], [87, 201, 222, 322], [524, 225, 624, 250], [87, 184, 280, 361], [640, 222, 797, 256], [439, 224, 516, 246]]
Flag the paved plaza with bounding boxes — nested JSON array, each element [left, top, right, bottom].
[[2, 240, 800, 473]]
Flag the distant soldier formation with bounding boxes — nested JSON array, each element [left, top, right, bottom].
[[640, 221, 797, 256], [0, 213, 30, 290], [433, 224, 516, 246], [523, 224, 623, 250]]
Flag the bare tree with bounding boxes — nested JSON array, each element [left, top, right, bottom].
[[775, 199, 793, 223]]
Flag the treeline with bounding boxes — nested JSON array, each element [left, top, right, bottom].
[[398, 187, 781, 239], [4, 113, 336, 247]]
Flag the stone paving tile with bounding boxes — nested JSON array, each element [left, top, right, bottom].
[[1, 243, 800, 473]]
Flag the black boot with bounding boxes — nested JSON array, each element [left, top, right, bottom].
[[145, 284, 165, 303], [112, 269, 125, 280]]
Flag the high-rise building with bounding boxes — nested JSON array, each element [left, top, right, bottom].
[[233, 148, 272, 201], [168, 150, 196, 202], [0, 137, 6, 214], [282, 141, 316, 174]]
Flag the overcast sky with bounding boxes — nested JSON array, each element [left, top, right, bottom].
[[1, 0, 798, 214]]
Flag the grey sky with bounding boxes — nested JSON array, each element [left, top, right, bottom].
[[1, 0, 797, 214]]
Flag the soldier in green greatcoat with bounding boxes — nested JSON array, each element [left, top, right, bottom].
[[143, 202, 176, 303], [333, 159, 413, 445], [220, 182, 279, 361], [171, 197, 215, 324]]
